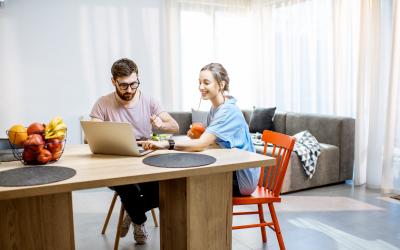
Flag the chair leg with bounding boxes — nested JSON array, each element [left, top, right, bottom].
[[114, 205, 125, 250], [151, 208, 159, 227], [268, 203, 285, 250], [101, 192, 118, 234], [257, 204, 267, 242]]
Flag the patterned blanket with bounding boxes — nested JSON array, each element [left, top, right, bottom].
[[293, 130, 321, 178]]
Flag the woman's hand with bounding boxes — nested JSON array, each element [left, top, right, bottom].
[[186, 129, 196, 139], [138, 140, 168, 150]]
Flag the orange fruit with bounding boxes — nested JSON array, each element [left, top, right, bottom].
[[8, 124, 28, 145], [190, 123, 205, 139]]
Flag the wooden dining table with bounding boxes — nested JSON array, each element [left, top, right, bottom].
[[0, 144, 274, 250]]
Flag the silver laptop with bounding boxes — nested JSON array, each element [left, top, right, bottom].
[[80, 121, 152, 156]]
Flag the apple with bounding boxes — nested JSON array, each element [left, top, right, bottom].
[[24, 134, 45, 152], [27, 122, 45, 136], [23, 148, 37, 163], [46, 139, 62, 153], [37, 149, 52, 164], [52, 150, 63, 161]]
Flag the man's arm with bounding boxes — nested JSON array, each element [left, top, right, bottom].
[[151, 112, 179, 133]]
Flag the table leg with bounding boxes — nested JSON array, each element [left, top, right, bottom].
[[0, 192, 75, 250], [159, 172, 232, 250]]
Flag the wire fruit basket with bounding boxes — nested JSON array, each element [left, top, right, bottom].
[[6, 129, 67, 165]]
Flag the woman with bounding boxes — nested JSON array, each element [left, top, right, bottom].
[[140, 63, 260, 196]]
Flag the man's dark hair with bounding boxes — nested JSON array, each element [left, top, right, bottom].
[[111, 58, 138, 79]]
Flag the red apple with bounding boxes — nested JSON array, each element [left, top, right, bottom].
[[27, 122, 45, 136], [52, 150, 63, 161], [46, 139, 62, 153], [23, 148, 37, 163], [24, 134, 45, 152], [37, 149, 52, 164]]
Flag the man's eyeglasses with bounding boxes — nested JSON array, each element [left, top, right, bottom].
[[116, 79, 140, 90]]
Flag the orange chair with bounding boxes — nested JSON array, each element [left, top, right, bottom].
[[101, 192, 158, 250], [233, 130, 295, 250]]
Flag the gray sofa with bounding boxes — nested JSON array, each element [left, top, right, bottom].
[[167, 110, 355, 193]]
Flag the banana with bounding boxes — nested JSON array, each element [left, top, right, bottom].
[[46, 130, 65, 140], [45, 117, 60, 132], [44, 116, 67, 140], [51, 116, 63, 126], [53, 123, 67, 131]]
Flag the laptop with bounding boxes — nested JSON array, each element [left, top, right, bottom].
[[80, 121, 152, 156]]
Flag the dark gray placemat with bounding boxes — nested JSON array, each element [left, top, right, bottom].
[[143, 153, 216, 168], [0, 166, 76, 187]]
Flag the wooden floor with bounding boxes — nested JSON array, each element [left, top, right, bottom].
[[73, 183, 400, 250]]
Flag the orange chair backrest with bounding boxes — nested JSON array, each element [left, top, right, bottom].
[[258, 130, 296, 197]]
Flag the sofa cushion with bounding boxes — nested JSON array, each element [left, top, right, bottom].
[[191, 109, 208, 126], [242, 110, 252, 124], [169, 112, 192, 135], [249, 107, 276, 133], [281, 143, 340, 193], [273, 112, 286, 134], [285, 112, 341, 146]]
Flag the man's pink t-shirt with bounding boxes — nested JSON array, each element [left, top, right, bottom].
[[90, 92, 164, 139]]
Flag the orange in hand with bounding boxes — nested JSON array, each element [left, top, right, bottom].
[[190, 123, 205, 139]]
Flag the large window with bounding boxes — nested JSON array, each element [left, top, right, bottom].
[[174, 0, 359, 116]]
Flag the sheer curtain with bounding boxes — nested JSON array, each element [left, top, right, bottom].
[[164, 0, 400, 192], [382, 0, 400, 193], [164, 0, 358, 114], [354, 0, 400, 192]]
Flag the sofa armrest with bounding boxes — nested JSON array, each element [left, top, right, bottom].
[[285, 112, 354, 181], [340, 118, 355, 180]]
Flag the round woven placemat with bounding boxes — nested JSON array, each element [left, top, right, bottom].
[[0, 166, 76, 187], [143, 153, 216, 168]]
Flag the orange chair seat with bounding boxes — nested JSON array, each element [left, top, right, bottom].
[[233, 187, 281, 205]]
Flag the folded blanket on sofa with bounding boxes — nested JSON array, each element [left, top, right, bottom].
[[293, 130, 321, 178]]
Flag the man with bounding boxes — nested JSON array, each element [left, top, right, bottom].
[[90, 58, 179, 244]]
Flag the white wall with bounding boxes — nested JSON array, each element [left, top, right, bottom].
[[0, 0, 166, 143]]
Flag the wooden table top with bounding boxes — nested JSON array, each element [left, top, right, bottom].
[[0, 144, 274, 200]]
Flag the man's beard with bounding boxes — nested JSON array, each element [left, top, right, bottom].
[[116, 87, 136, 101]]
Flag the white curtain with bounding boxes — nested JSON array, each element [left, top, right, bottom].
[[164, 0, 359, 114], [165, 0, 400, 192], [354, 0, 400, 193], [382, 0, 400, 193]]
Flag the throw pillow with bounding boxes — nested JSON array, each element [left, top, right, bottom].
[[248, 107, 276, 133], [191, 109, 209, 126]]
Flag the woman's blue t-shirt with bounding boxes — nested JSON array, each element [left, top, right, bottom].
[[205, 97, 260, 195]]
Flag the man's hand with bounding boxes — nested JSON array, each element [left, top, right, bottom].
[[150, 114, 163, 129], [138, 140, 168, 150]]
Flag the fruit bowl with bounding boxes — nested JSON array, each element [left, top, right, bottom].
[[6, 129, 67, 165]]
